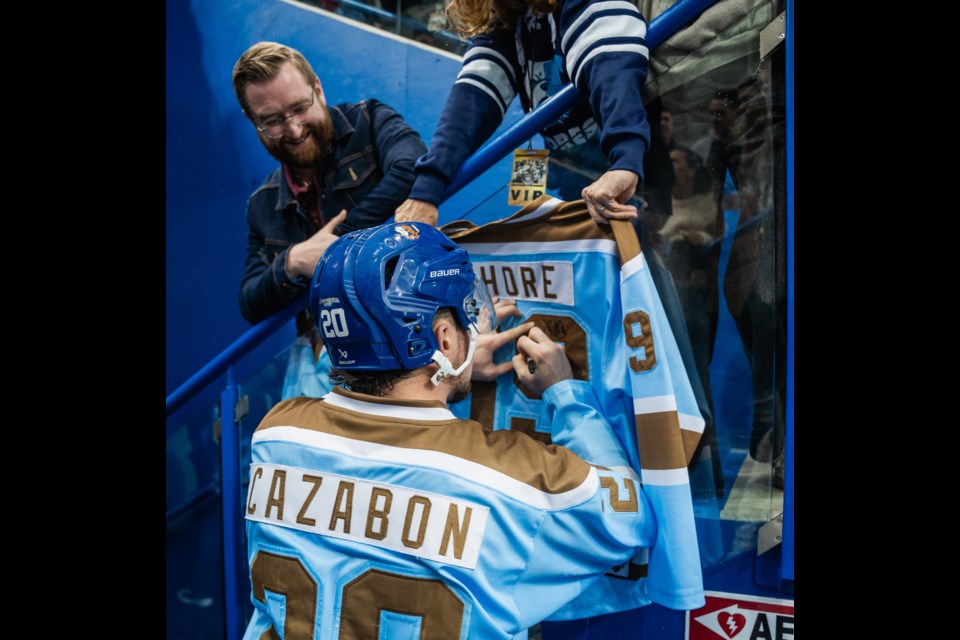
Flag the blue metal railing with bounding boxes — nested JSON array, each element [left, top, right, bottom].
[[166, 296, 304, 417]]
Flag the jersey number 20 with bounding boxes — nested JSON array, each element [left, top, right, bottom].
[[250, 550, 466, 639]]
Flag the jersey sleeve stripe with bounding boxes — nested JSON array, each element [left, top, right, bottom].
[[458, 54, 516, 104], [560, 1, 645, 52], [678, 412, 706, 434], [633, 394, 677, 414], [571, 43, 650, 88], [455, 77, 510, 116], [681, 429, 703, 466], [611, 220, 641, 266], [634, 412, 688, 470], [602, 464, 642, 482], [463, 46, 517, 84], [638, 467, 692, 487]]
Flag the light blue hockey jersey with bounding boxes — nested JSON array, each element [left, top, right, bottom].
[[243, 382, 666, 640], [442, 195, 706, 618]]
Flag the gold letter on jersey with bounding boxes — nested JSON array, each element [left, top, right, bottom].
[[365, 487, 393, 541], [265, 469, 287, 520], [329, 481, 356, 534], [297, 475, 323, 526]]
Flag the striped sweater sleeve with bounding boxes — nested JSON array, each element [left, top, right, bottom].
[[409, 29, 520, 204], [557, 0, 652, 177]]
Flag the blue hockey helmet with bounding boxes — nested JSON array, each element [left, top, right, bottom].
[[309, 222, 497, 379]]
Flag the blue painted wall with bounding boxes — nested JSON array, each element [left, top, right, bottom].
[[166, 0, 520, 398]]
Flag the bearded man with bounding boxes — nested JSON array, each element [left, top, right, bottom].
[[232, 42, 428, 324]]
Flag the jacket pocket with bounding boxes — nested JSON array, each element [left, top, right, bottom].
[[330, 148, 378, 191], [258, 239, 291, 266]]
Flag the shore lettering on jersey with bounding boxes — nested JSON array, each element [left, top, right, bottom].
[[474, 261, 574, 305]]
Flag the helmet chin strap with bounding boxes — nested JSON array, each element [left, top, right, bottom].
[[430, 325, 479, 386]]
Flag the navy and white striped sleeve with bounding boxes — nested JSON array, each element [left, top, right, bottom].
[[456, 39, 518, 117], [558, 0, 651, 176], [409, 31, 520, 205]]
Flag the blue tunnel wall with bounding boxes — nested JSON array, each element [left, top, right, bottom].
[[166, 0, 521, 399]]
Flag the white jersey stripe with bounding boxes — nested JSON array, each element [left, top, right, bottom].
[[565, 14, 647, 80], [633, 394, 678, 415], [322, 391, 455, 421], [679, 412, 706, 433], [621, 252, 647, 279], [508, 196, 563, 221], [253, 425, 600, 511], [455, 78, 508, 117], [561, 1, 644, 52], [458, 58, 516, 104], [463, 46, 517, 84], [606, 465, 642, 482], [639, 467, 691, 486], [574, 44, 650, 87], [458, 238, 618, 256]]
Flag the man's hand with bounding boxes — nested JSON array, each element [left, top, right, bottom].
[[581, 169, 639, 225], [472, 299, 532, 381], [678, 229, 713, 246], [513, 326, 574, 395], [285, 209, 348, 278], [395, 198, 439, 227]]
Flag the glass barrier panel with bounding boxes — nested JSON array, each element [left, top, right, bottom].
[[303, 0, 468, 55], [542, 0, 787, 574], [234, 341, 302, 626], [166, 401, 224, 638], [641, 0, 787, 570]]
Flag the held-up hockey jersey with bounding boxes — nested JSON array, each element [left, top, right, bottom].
[[442, 195, 705, 618], [243, 383, 666, 640]]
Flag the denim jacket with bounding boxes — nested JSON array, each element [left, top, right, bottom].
[[239, 99, 427, 325]]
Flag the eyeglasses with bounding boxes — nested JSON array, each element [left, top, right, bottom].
[[256, 90, 316, 139]]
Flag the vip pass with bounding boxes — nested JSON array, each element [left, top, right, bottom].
[[509, 148, 550, 206], [246, 463, 490, 568]]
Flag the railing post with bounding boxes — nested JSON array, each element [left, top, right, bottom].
[[221, 368, 245, 639]]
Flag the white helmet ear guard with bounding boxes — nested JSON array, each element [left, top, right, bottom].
[[429, 324, 479, 386], [428, 277, 494, 384]]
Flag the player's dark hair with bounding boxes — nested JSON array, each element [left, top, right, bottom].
[[329, 309, 465, 396]]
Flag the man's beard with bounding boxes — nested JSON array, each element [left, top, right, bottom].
[[446, 376, 472, 405], [263, 105, 334, 170], [444, 330, 473, 404]]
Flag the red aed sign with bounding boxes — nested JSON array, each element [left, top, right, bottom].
[[686, 591, 794, 640]]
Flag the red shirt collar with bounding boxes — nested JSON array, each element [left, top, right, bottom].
[[283, 164, 317, 200]]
